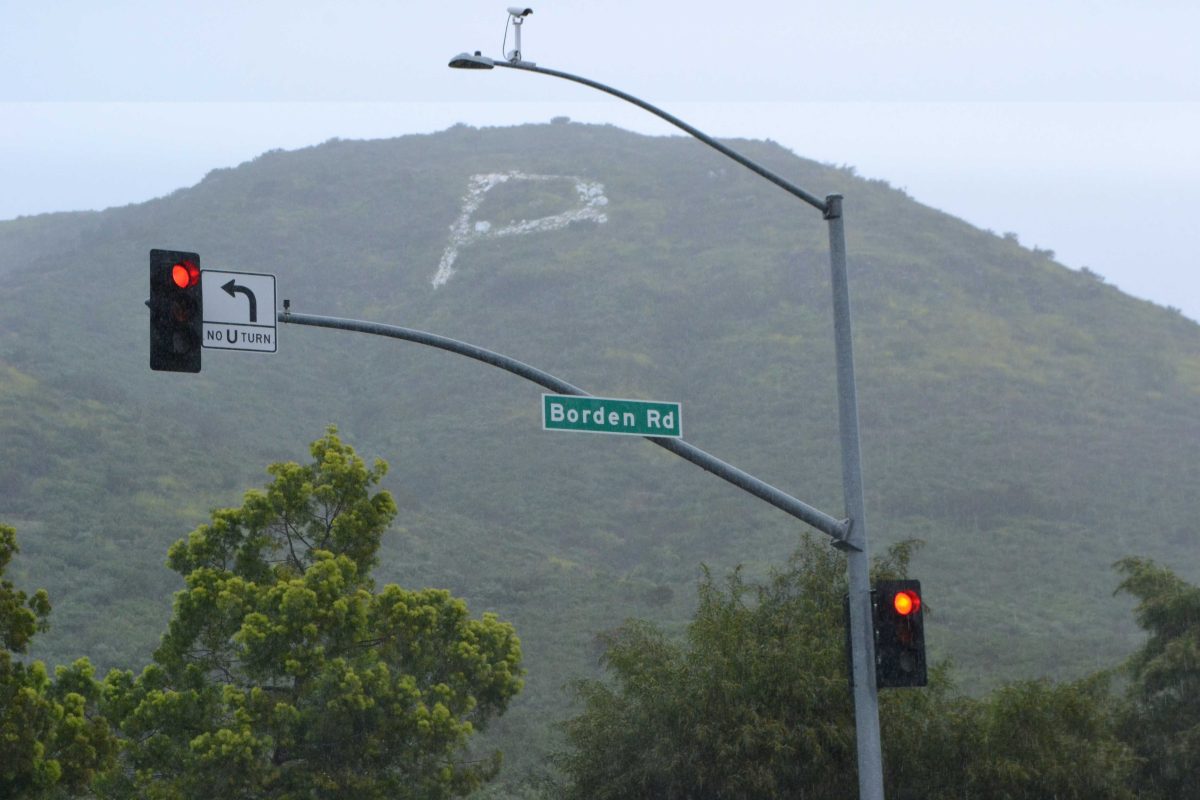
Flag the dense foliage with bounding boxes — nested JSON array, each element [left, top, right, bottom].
[[6, 508, 1197, 796], [558, 538, 1200, 799], [1115, 557, 1200, 798], [97, 429, 523, 799], [1, 524, 117, 798], [883, 673, 1133, 800], [560, 537, 857, 798]]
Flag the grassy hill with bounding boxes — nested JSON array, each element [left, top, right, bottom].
[[1, 121, 1197, 786]]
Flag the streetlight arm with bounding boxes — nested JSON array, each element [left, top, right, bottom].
[[492, 60, 829, 213], [278, 309, 854, 546]]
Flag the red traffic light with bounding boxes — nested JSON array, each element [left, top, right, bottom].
[[151, 249, 203, 373], [874, 579, 927, 688], [172, 260, 200, 289], [892, 590, 920, 616]]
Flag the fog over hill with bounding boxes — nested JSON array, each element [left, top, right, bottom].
[[1, 121, 1197, 780]]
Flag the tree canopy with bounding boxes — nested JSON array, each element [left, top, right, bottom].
[[558, 536, 1143, 799], [1115, 556, 1200, 799], [5, 430, 1200, 797], [98, 428, 524, 799], [1, 523, 117, 798]]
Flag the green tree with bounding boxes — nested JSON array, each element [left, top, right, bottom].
[[560, 535, 1136, 799], [0, 524, 118, 798], [559, 536, 858, 799], [883, 671, 1133, 800], [100, 428, 524, 799], [1115, 557, 1200, 799]]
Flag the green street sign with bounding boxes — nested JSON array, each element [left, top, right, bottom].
[[543, 394, 682, 438]]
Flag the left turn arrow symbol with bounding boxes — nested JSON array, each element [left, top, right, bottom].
[[222, 279, 258, 322]]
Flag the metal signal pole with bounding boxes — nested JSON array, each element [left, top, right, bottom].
[[449, 22, 885, 798]]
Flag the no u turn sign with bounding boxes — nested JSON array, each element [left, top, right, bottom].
[[202, 270, 277, 353]]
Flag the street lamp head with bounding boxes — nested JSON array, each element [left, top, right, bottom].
[[449, 51, 496, 70]]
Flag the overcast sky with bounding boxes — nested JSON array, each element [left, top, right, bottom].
[[2, 1, 1197, 319]]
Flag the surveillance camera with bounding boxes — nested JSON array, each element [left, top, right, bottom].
[[508, 7, 532, 17]]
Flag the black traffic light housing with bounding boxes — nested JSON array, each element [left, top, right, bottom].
[[873, 579, 927, 688], [149, 249, 203, 373]]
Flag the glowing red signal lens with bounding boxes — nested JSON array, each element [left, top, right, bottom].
[[893, 590, 920, 616], [172, 261, 200, 289]]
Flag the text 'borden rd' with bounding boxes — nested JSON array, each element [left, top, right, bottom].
[[542, 394, 682, 438]]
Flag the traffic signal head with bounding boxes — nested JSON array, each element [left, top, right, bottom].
[[874, 579, 927, 688], [149, 249, 203, 373]]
